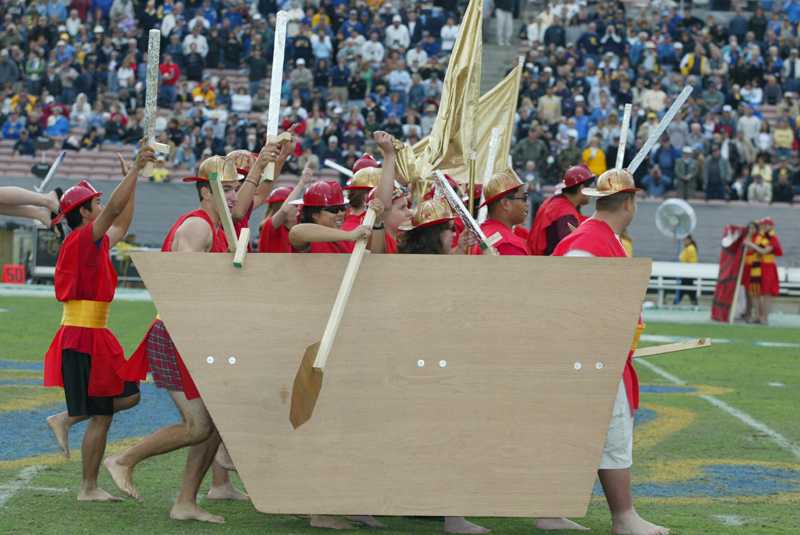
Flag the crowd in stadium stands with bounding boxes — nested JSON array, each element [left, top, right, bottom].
[[513, 0, 798, 204], [0, 0, 797, 205]]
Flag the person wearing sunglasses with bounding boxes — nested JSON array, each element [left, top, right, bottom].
[[473, 169, 532, 256], [288, 179, 384, 254], [528, 162, 595, 256]]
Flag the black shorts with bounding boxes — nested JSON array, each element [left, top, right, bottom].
[[62, 349, 140, 417]]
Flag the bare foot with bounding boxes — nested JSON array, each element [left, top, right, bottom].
[[46, 190, 61, 214], [104, 453, 140, 501], [170, 501, 225, 523], [344, 515, 387, 527], [33, 206, 60, 238], [46, 414, 71, 459], [215, 443, 236, 471], [310, 515, 358, 529], [208, 482, 250, 501], [77, 487, 124, 502], [444, 517, 490, 534], [534, 517, 590, 530], [611, 511, 669, 535]]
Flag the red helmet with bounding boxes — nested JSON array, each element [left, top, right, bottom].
[[462, 183, 484, 203], [265, 186, 294, 204], [352, 154, 378, 174], [759, 217, 775, 226], [53, 180, 102, 224], [424, 174, 461, 200], [290, 180, 344, 206], [563, 163, 595, 188]]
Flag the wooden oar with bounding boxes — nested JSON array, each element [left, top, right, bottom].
[[632, 338, 711, 359], [290, 209, 378, 429]]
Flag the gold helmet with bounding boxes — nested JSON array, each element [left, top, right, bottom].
[[227, 149, 257, 177], [399, 198, 457, 231], [197, 155, 239, 183], [479, 168, 525, 207], [582, 168, 641, 197], [343, 167, 381, 190]]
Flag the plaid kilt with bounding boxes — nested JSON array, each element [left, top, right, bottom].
[[145, 319, 185, 392]]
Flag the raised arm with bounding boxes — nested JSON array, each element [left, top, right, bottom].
[[273, 161, 314, 229], [231, 141, 281, 223], [250, 124, 301, 211], [372, 130, 397, 220], [93, 137, 155, 244]]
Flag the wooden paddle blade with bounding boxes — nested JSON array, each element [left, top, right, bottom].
[[289, 341, 324, 429]]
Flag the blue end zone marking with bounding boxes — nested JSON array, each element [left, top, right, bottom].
[[594, 464, 800, 498], [0, 382, 181, 461], [639, 385, 697, 394], [633, 408, 656, 427], [0, 360, 45, 371]]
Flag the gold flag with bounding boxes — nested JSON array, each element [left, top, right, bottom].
[[412, 63, 523, 184], [390, 0, 482, 183]]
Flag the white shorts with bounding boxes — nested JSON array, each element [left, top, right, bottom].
[[599, 379, 634, 470]]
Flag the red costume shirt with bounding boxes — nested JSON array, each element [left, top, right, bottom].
[[45, 222, 126, 397], [528, 194, 582, 256], [118, 210, 227, 400], [158, 63, 181, 86], [233, 200, 254, 253], [342, 211, 366, 231], [758, 230, 782, 296], [258, 216, 291, 253], [473, 218, 532, 255], [553, 219, 639, 415]]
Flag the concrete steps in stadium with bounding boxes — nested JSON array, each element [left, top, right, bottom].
[[480, 19, 524, 94]]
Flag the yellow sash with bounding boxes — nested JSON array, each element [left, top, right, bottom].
[[155, 313, 162, 321], [630, 322, 646, 352], [61, 300, 111, 329]]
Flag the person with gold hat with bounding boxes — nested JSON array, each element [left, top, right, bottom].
[[109, 155, 248, 523], [43, 138, 155, 502], [472, 169, 531, 255], [553, 169, 670, 535], [342, 156, 382, 231], [288, 178, 384, 254], [528, 163, 595, 256], [746, 217, 782, 324]]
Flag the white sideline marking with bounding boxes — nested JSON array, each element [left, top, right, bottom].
[[0, 466, 42, 508], [769, 382, 786, 387], [637, 359, 800, 460]]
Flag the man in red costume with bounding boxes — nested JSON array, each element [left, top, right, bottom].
[[44, 140, 155, 502], [553, 169, 669, 535], [751, 217, 782, 324], [109, 155, 257, 523], [473, 169, 531, 255], [528, 163, 595, 255]]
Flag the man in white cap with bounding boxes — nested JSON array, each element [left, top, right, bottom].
[[674, 146, 699, 200], [289, 57, 312, 101], [385, 14, 409, 51], [783, 48, 800, 93], [554, 169, 670, 535]]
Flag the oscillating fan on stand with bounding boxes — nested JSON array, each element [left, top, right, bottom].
[[655, 199, 697, 253]]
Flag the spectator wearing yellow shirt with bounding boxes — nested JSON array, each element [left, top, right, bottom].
[[537, 85, 562, 125], [9, 91, 36, 114], [677, 235, 698, 306], [773, 118, 795, 161], [152, 156, 170, 182], [192, 77, 216, 109], [751, 154, 773, 186], [581, 134, 607, 176]]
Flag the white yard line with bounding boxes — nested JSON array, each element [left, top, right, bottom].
[[637, 359, 800, 460], [0, 466, 42, 508]]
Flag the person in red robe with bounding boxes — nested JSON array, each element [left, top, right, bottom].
[[746, 217, 782, 324], [289, 179, 383, 255], [528, 163, 595, 255], [44, 140, 155, 502], [473, 169, 531, 255], [553, 168, 669, 535], [342, 154, 382, 231], [109, 156, 249, 523]]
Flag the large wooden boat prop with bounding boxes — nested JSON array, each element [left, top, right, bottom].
[[132, 252, 651, 518]]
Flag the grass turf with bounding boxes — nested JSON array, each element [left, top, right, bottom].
[[1, 296, 799, 534]]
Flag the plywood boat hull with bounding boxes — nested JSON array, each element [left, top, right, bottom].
[[131, 253, 651, 518]]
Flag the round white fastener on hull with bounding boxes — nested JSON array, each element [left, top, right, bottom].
[[418, 360, 425, 367], [229, 357, 236, 364], [574, 363, 582, 370], [439, 360, 446, 367], [207, 356, 214, 364]]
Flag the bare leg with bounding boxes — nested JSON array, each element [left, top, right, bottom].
[[207, 460, 249, 501], [214, 442, 236, 471], [0, 204, 60, 237], [533, 517, 589, 530], [105, 390, 213, 500], [748, 293, 761, 323], [760, 294, 771, 324], [598, 468, 669, 535], [344, 516, 387, 527], [0, 187, 60, 212], [310, 515, 358, 529], [49, 392, 140, 459], [444, 517, 490, 534], [170, 429, 225, 523], [77, 415, 124, 502]]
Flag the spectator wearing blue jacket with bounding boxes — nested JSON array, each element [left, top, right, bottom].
[[784, 0, 800, 25], [571, 105, 590, 143], [629, 32, 649, 66], [200, 0, 218, 26], [728, 6, 749, 41], [422, 34, 440, 57], [651, 136, 682, 182], [2, 110, 26, 140], [13, 129, 35, 156], [46, 0, 67, 22], [46, 107, 70, 136], [330, 56, 350, 103], [340, 10, 364, 36]]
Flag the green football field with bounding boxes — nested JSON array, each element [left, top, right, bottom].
[[1, 295, 799, 535]]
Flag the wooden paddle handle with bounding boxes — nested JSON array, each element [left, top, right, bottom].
[[312, 208, 378, 372], [632, 338, 711, 359]]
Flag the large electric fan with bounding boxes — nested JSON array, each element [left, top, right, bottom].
[[655, 198, 696, 247]]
